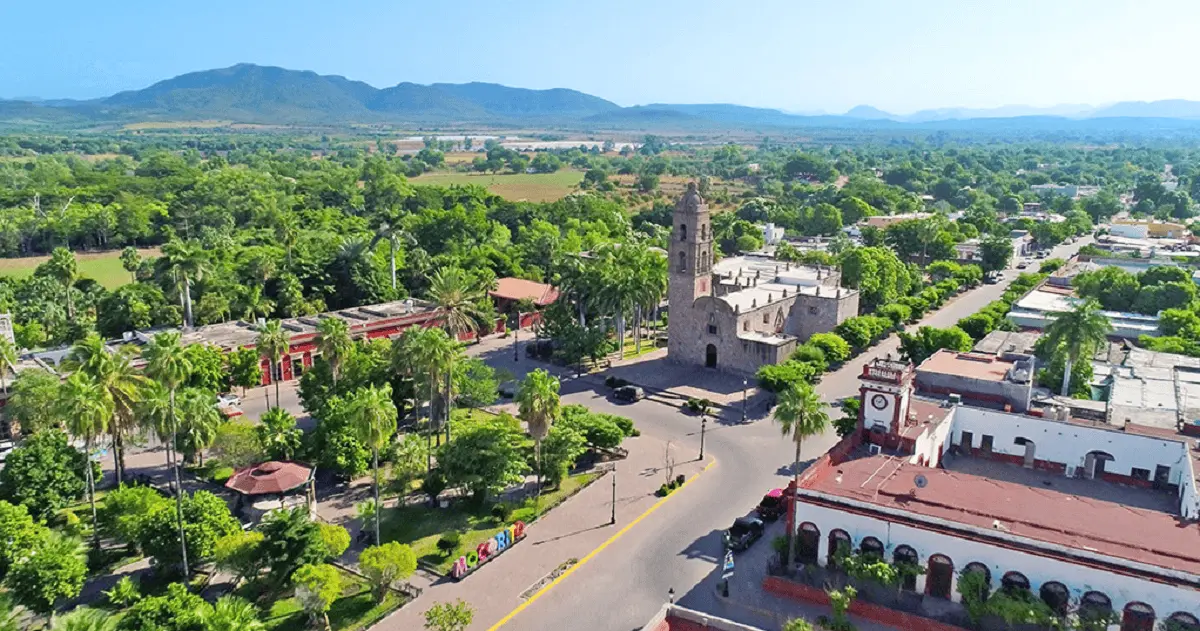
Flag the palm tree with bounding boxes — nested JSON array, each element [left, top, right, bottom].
[[120, 246, 142, 284], [237, 285, 276, 322], [44, 247, 79, 324], [316, 317, 353, 387], [258, 407, 302, 460], [517, 369, 560, 501], [60, 372, 112, 548], [142, 331, 194, 577], [0, 336, 17, 394], [348, 384, 398, 545], [917, 215, 948, 267], [773, 383, 829, 573], [51, 607, 116, 631], [161, 240, 208, 329], [64, 335, 146, 484], [427, 267, 488, 340], [255, 320, 290, 408], [177, 388, 222, 466], [204, 595, 265, 631], [427, 328, 463, 443], [273, 211, 300, 267], [368, 222, 409, 292], [1043, 298, 1112, 396]]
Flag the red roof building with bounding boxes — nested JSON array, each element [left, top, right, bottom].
[[489, 277, 560, 307]]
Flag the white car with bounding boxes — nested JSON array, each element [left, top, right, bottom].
[[216, 393, 242, 409]]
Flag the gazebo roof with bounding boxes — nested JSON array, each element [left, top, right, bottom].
[[225, 461, 312, 496]]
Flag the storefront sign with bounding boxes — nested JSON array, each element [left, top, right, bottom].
[[450, 521, 526, 580]]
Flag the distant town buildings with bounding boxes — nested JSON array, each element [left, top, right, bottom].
[[1029, 183, 1101, 199]]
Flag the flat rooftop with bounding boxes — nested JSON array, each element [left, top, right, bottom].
[[712, 255, 835, 288], [801, 453, 1200, 576], [972, 330, 1041, 357], [916, 350, 1018, 383]]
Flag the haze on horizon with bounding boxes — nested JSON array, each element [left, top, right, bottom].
[[1, 0, 1195, 115]]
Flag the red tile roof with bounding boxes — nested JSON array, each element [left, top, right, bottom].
[[489, 277, 559, 306], [800, 454, 1200, 576], [225, 461, 312, 496]]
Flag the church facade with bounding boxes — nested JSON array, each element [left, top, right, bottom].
[[667, 183, 859, 375]]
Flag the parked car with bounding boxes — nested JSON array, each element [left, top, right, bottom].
[[724, 516, 765, 551], [1016, 261, 1028, 270], [756, 488, 785, 521], [216, 393, 241, 409], [984, 272, 1000, 284], [613, 385, 645, 402]]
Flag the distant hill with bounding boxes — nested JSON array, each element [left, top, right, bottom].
[[11, 63, 1200, 134]]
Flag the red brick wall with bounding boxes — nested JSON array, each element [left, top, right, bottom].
[[763, 576, 970, 631]]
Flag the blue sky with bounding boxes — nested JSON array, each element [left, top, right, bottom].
[[2, 0, 1195, 114]]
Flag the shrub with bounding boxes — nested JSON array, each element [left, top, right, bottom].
[[807, 333, 851, 363], [436, 532, 461, 556], [791, 344, 828, 372], [875, 304, 912, 328], [656, 484, 671, 497], [210, 466, 235, 484], [491, 503, 513, 523], [757, 361, 818, 393], [675, 474, 686, 487]]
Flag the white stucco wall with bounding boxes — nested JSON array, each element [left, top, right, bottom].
[[794, 501, 1200, 619], [912, 417, 955, 468], [950, 407, 1190, 485]]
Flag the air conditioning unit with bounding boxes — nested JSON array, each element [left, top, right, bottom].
[[868, 444, 882, 456]]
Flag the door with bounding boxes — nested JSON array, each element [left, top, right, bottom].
[[1154, 465, 1171, 490], [960, 431, 973, 452], [705, 344, 717, 368], [1023, 440, 1036, 468], [926, 555, 954, 599]]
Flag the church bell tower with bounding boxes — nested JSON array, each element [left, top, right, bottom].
[[668, 182, 713, 358]]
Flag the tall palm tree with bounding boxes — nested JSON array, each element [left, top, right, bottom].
[[316, 317, 353, 387], [596, 250, 638, 359], [517, 369, 560, 501], [177, 388, 222, 466], [773, 383, 829, 574], [64, 335, 146, 484], [1043, 298, 1112, 396], [348, 384, 397, 545], [60, 372, 112, 548], [237, 285, 276, 322], [255, 320, 290, 409], [0, 336, 17, 394], [44, 247, 79, 325], [161, 240, 208, 329], [426, 328, 463, 443], [917, 215, 948, 267], [204, 595, 265, 631], [368, 222, 410, 292], [273, 210, 300, 268], [427, 267, 488, 340], [258, 407, 302, 460], [142, 331, 194, 577]]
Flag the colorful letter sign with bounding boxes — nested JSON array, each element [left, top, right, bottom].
[[451, 521, 526, 580]]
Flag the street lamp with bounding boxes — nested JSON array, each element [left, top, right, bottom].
[[610, 464, 617, 525], [668, 588, 675, 604], [741, 379, 748, 423], [513, 311, 520, 362], [699, 410, 707, 461]]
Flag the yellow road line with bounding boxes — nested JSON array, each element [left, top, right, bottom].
[[486, 458, 718, 631]]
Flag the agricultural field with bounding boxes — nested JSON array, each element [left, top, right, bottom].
[[409, 170, 583, 202], [0, 247, 157, 289]]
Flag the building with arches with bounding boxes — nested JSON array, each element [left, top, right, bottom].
[[667, 183, 859, 375], [782, 356, 1200, 629]]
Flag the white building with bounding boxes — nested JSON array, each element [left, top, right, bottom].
[[784, 358, 1200, 631], [761, 222, 785, 246]]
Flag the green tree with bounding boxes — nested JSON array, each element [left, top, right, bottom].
[[0, 337, 16, 395], [316, 317, 353, 387], [210, 420, 263, 469], [0, 501, 48, 580], [8, 532, 87, 622], [60, 371, 112, 547], [782, 619, 815, 631], [142, 331, 194, 576], [259, 508, 334, 587], [806, 333, 851, 364], [347, 384, 397, 545], [138, 490, 238, 573], [979, 234, 1014, 272], [42, 247, 79, 325], [213, 530, 265, 584], [1042, 299, 1112, 395], [437, 414, 528, 501], [359, 542, 417, 602], [160, 240, 208, 329], [538, 423, 587, 488], [255, 320, 290, 408], [52, 607, 117, 631], [117, 582, 209, 631], [204, 596, 264, 631], [100, 485, 170, 552], [120, 246, 142, 283], [292, 564, 342, 631], [774, 383, 829, 573], [257, 407, 302, 461], [175, 388, 221, 466], [65, 334, 146, 484], [423, 600, 475, 631], [0, 430, 88, 520], [1074, 267, 1139, 312], [517, 369, 560, 501], [5, 369, 62, 435], [898, 326, 973, 365], [227, 347, 263, 397]]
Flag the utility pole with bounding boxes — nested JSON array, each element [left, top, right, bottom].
[[610, 465, 617, 525], [513, 311, 520, 362], [699, 410, 708, 461], [741, 379, 748, 423]]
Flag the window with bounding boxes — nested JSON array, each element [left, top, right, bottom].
[[701, 223, 708, 240], [981, 435, 994, 452], [960, 431, 974, 449], [679, 224, 687, 241], [743, 321, 749, 332], [1131, 467, 1150, 481], [708, 324, 718, 335], [677, 251, 686, 273], [808, 306, 819, 315], [762, 313, 769, 324]]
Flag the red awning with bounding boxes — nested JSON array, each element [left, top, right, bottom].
[[225, 461, 312, 496]]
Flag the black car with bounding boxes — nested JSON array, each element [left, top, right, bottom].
[[613, 385, 644, 402], [724, 516, 765, 551], [756, 489, 785, 521]]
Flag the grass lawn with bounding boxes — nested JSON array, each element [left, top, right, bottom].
[[380, 471, 600, 574], [618, 335, 665, 360], [409, 170, 583, 202], [244, 568, 406, 631], [0, 247, 159, 289]]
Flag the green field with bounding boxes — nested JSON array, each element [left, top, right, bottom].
[[0, 248, 156, 289], [410, 170, 583, 202]]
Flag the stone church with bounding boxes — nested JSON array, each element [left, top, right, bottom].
[[667, 183, 860, 375]]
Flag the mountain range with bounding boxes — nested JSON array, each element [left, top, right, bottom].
[[8, 63, 1200, 132]]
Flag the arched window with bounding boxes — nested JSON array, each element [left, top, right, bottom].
[[701, 223, 708, 240], [859, 537, 884, 560], [893, 545, 919, 592], [1166, 613, 1200, 631], [1001, 571, 1030, 594], [1122, 602, 1156, 631], [1080, 592, 1113, 623], [961, 562, 991, 602], [827, 530, 851, 567], [926, 554, 954, 600], [677, 251, 687, 273], [797, 523, 820, 564], [1039, 581, 1070, 616], [679, 224, 688, 241]]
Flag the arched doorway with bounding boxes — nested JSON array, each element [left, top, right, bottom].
[[827, 530, 851, 567], [1080, 592, 1113, 625], [1001, 571, 1030, 595], [1085, 450, 1115, 480], [893, 545, 919, 591], [1122, 602, 1156, 631], [1015, 437, 1036, 468], [1039, 581, 1070, 616], [797, 523, 820, 564], [705, 344, 717, 368], [860, 537, 884, 560], [926, 554, 954, 600], [1166, 613, 1200, 631], [961, 562, 991, 602]]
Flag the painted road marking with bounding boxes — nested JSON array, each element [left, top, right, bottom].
[[486, 458, 718, 631]]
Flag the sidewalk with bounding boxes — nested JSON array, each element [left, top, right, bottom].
[[370, 432, 710, 631]]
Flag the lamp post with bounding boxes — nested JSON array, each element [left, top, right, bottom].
[[668, 588, 675, 605], [513, 311, 520, 362], [610, 464, 617, 525], [741, 379, 748, 423], [699, 410, 707, 461]]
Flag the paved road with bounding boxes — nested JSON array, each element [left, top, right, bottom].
[[502, 237, 1091, 631]]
